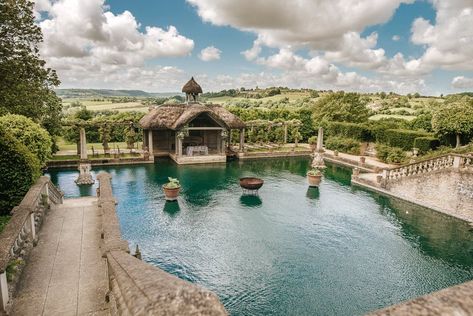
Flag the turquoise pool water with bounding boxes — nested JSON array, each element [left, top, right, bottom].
[[48, 158, 473, 315]]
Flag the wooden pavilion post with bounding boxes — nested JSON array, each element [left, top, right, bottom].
[[239, 128, 245, 152]]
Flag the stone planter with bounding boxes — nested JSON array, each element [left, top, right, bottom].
[[334, 150, 339, 156], [163, 185, 180, 201], [307, 174, 322, 187]]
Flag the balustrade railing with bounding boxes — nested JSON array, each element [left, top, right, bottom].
[[0, 176, 63, 312], [383, 154, 473, 183]]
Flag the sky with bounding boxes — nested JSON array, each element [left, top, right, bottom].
[[34, 0, 473, 95]]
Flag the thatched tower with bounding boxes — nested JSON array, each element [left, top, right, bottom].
[[182, 77, 203, 103]]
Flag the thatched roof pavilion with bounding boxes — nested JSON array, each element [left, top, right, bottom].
[[139, 78, 246, 165]]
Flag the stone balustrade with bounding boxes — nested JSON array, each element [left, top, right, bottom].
[[382, 154, 472, 183], [96, 172, 227, 315], [0, 176, 63, 312]]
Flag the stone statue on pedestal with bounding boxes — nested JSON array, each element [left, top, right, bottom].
[[311, 127, 326, 169]]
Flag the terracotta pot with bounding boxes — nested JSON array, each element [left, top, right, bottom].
[[307, 174, 322, 187], [163, 185, 180, 201]]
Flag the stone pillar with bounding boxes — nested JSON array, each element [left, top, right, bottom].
[[75, 163, 94, 185], [28, 212, 36, 240], [453, 155, 462, 169], [239, 128, 245, 152], [0, 271, 8, 312], [316, 127, 324, 152], [283, 124, 288, 144], [148, 130, 154, 161], [79, 127, 88, 160]]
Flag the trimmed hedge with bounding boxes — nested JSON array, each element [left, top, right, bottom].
[[376, 129, 432, 150], [414, 137, 440, 153], [325, 121, 371, 141], [0, 126, 41, 215], [325, 136, 361, 155], [375, 144, 407, 164]]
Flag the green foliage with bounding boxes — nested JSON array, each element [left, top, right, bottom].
[[325, 136, 361, 155], [308, 136, 317, 145], [414, 137, 440, 153], [375, 144, 407, 164], [0, 114, 52, 166], [376, 129, 432, 150], [313, 91, 370, 125], [0, 125, 41, 215], [164, 177, 180, 189], [0, 0, 62, 137], [307, 168, 322, 176], [410, 112, 433, 132], [432, 98, 473, 147], [0, 215, 10, 233], [325, 121, 371, 141]]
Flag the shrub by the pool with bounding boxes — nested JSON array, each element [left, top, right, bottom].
[[0, 114, 52, 166], [325, 136, 361, 155], [0, 125, 41, 216], [375, 144, 407, 164], [414, 137, 440, 153]]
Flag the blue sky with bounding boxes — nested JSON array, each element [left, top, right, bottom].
[[35, 0, 473, 94]]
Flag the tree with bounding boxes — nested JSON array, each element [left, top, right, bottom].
[[0, 125, 40, 215], [312, 92, 370, 125], [432, 98, 473, 147], [0, 0, 62, 138], [0, 114, 52, 166]]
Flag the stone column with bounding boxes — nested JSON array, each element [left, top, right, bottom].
[[239, 128, 245, 152], [79, 127, 88, 160], [148, 130, 154, 161], [0, 271, 8, 312], [177, 137, 182, 157], [316, 127, 324, 152], [283, 124, 288, 144], [217, 132, 221, 154]]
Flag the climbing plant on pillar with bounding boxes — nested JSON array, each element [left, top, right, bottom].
[[99, 124, 111, 152], [124, 123, 137, 149]]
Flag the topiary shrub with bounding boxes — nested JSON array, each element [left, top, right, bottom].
[[0, 114, 52, 166], [325, 136, 361, 155], [0, 126, 41, 215], [375, 144, 407, 164], [414, 137, 440, 153]]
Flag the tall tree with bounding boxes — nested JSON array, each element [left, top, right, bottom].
[[312, 91, 370, 125], [432, 97, 473, 147], [0, 0, 62, 136]]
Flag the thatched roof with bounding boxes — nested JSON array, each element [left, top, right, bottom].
[[182, 77, 203, 94], [139, 103, 246, 130]]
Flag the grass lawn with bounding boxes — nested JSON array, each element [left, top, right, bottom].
[[0, 216, 10, 233], [56, 138, 143, 152], [50, 153, 142, 161], [245, 144, 310, 153]]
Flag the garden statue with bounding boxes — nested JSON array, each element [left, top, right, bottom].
[[311, 127, 326, 169]]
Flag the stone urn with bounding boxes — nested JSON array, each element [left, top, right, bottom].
[[334, 150, 339, 156], [307, 169, 322, 187], [359, 156, 366, 164]]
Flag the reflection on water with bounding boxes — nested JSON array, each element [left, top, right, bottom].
[[239, 195, 263, 207], [163, 201, 181, 216], [306, 187, 320, 200], [47, 157, 473, 316]]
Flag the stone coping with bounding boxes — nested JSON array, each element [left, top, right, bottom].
[[367, 280, 473, 315], [96, 171, 228, 315]]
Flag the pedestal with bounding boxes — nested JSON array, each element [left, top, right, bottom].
[[311, 151, 326, 169], [75, 162, 95, 185]]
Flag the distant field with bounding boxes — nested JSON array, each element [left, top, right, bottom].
[[62, 99, 149, 112]]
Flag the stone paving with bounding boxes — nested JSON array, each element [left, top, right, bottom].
[[10, 198, 109, 316]]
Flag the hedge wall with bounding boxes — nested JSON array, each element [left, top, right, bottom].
[[376, 129, 433, 150], [0, 126, 41, 216], [414, 137, 440, 153], [325, 121, 371, 141]]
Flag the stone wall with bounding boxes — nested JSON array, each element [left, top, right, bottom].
[[386, 169, 473, 222]]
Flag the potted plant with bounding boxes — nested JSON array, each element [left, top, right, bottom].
[[307, 168, 323, 187], [163, 177, 181, 201]]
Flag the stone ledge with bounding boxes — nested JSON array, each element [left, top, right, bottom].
[[367, 280, 473, 315]]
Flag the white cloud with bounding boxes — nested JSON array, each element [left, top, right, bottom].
[[392, 35, 401, 41], [199, 46, 222, 61], [452, 76, 473, 89], [410, 1, 473, 71], [34, 0, 194, 89]]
